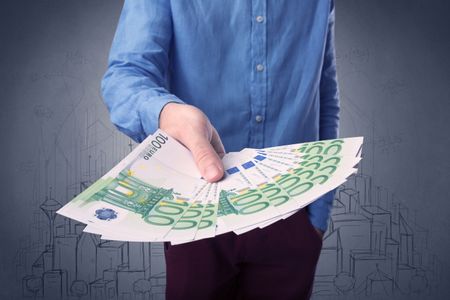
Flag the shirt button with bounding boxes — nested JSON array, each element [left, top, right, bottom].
[[256, 15, 264, 23], [256, 64, 264, 72], [255, 115, 263, 123]]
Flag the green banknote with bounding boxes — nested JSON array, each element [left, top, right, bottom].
[[58, 130, 363, 243]]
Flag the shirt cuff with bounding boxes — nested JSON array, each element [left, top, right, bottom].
[[306, 189, 336, 232], [138, 94, 185, 139]]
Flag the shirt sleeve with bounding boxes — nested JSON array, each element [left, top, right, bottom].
[[307, 0, 340, 232], [101, 0, 184, 143]]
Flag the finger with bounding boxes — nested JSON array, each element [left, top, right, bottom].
[[210, 127, 226, 158], [183, 134, 224, 182]]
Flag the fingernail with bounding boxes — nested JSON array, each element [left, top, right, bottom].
[[204, 165, 220, 181]]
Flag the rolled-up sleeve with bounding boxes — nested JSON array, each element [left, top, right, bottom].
[[101, 0, 184, 142], [307, 0, 340, 232]]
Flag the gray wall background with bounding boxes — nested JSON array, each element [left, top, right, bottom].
[[1, 0, 449, 299]]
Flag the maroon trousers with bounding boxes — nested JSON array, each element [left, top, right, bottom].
[[164, 208, 323, 300]]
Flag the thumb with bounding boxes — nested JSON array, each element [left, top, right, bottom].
[[211, 127, 226, 158], [182, 134, 224, 182]]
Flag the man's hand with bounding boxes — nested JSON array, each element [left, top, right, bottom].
[[159, 103, 225, 182]]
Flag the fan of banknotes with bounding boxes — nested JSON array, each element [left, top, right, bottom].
[[57, 130, 363, 245]]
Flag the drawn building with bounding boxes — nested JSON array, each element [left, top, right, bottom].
[[312, 169, 443, 298]]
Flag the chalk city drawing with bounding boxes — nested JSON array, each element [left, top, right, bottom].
[[312, 163, 446, 299], [11, 55, 448, 300], [14, 108, 167, 300], [14, 143, 447, 299]]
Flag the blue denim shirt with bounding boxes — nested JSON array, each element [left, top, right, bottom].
[[101, 0, 339, 232]]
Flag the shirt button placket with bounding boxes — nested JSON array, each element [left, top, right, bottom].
[[250, 0, 267, 149]]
